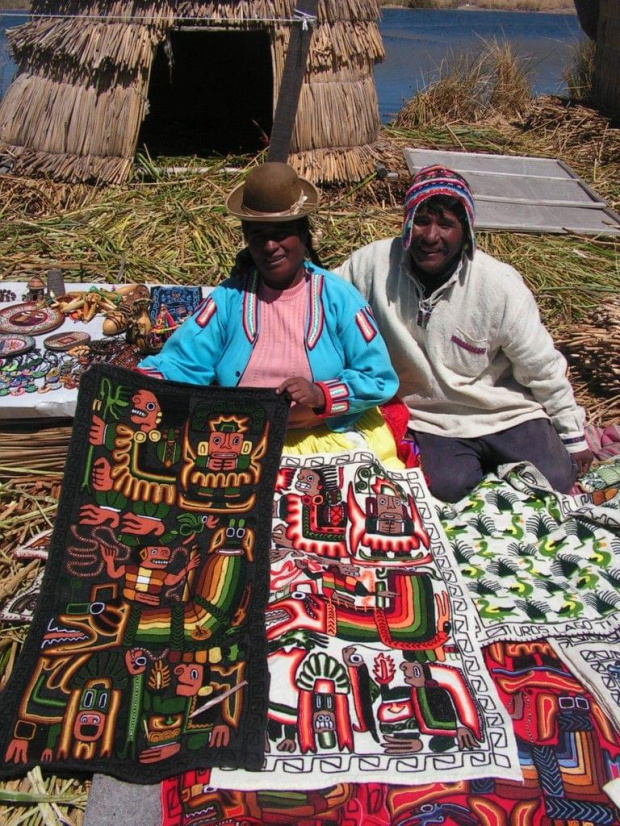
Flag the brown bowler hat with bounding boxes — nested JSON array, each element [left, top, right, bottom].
[[226, 162, 319, 223]]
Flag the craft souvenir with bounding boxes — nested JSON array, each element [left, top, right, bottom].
[[126, 297, 154, 352], [0, 288, 17, 303], [0, 302, 64, 336], [149, 286, 203, 325], [46, 268, 66, 301], [0, 363, 289, 783], [0, 334, 35, 358], [44, 330, 91, 352], [26, 275, 46, 302]]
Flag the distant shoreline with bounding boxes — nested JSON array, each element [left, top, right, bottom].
[[378, 2, 576, 12], [0, 1, 578, 11]]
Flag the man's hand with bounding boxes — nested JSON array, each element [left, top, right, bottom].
[[572, 448, 594, 477], [276, 377, 325, 411]]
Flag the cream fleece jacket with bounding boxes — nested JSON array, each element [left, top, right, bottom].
[[336, 239, 587, 452]]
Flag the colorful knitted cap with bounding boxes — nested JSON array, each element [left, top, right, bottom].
[[402, 165, 476, 258]]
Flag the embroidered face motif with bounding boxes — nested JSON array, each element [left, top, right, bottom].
[[139, 545, 171, 569], [130, 389, 161, 430], [243, 221, 307, 290], [173, 663, 204, 697], [407, 204, 465, 277], [295, 468, 323, 497]]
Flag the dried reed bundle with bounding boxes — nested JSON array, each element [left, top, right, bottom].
[[0, 470, 90, 824], [0, 422, 74, 477], [520, 96, 620, 211], [479, 232, 620, 325], [555, 296, 620, 425], [0, 767, 88, 825]]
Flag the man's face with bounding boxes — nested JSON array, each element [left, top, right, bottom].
[[407, 204, 465, 277]]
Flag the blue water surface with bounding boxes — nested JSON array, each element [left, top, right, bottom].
[[375, 8, 582, 122], [0, 9, 583, 123]]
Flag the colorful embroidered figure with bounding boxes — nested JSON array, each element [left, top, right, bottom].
[[400, 660, 482, 753], [346, 467, 431, 564], [199, 416, 251, 472], [296, 652, 353, 754], [101, 544, 201, 607], [180, 410, 268, 512], [275, 466, 349, 558]]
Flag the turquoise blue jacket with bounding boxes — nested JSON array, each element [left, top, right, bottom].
[[139, 263, 399, 432]]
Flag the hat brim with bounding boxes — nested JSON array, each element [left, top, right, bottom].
[[226, 177, 320, 223]]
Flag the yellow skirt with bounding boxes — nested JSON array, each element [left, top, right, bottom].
[[282, 407, 404, 470]]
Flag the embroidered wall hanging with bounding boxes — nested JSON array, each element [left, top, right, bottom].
[[149, 286, 203, 326], [437, 462, 620, 645], [0, 363, 289, 783], [203, 451, 520, 791], [161, 639, 620, 826]]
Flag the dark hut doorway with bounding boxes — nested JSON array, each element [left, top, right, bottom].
[[138, 29, 273, 158]]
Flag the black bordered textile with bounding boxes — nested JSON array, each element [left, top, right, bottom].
[[0, 364, 289, 783]]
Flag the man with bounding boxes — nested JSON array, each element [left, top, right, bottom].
[[336, 165, 592, 502]]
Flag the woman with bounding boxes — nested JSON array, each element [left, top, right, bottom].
[[139, 162, 402, 465]]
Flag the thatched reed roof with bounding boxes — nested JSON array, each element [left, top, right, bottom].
[[0, 1, 385, 184]]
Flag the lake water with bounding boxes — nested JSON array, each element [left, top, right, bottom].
[[375, 8, 582, 122], [0, 8, 582, 123]]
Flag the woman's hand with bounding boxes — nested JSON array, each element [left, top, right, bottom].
[[276, 377, 325, 411]]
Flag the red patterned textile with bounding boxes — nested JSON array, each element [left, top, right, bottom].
[[161, 639, 620, 825]]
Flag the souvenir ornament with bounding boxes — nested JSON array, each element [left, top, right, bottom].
[[46, 268, 66, 301], [0, 289, 17, 303], [44, 330, 91, 352], [149, 285, 202, 325], [0, 334, 35, 358], [126, 297, 154, 353], [0, 302, 64, 336], [26, 275, 46, 302]]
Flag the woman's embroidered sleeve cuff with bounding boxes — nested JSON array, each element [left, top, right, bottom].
[[315, 380, 350, 418], [136, 367, 165, 379]]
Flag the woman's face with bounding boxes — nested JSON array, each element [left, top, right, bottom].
[[243, 221, 307, 290]]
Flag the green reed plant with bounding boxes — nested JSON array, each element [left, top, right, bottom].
[[395, 38, 532, 128], [563, 36, 596, 102]]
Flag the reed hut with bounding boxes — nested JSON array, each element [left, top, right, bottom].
[[0, 1, 385, 184], [574, 0, 620, 118]]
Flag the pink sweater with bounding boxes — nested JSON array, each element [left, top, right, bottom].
[[238, 275, 321, 428]]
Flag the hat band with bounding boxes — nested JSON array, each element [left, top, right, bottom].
[[241, 192, 309, 218]]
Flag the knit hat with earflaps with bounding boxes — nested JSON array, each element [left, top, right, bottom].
[[402, 165, 476, 259]]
